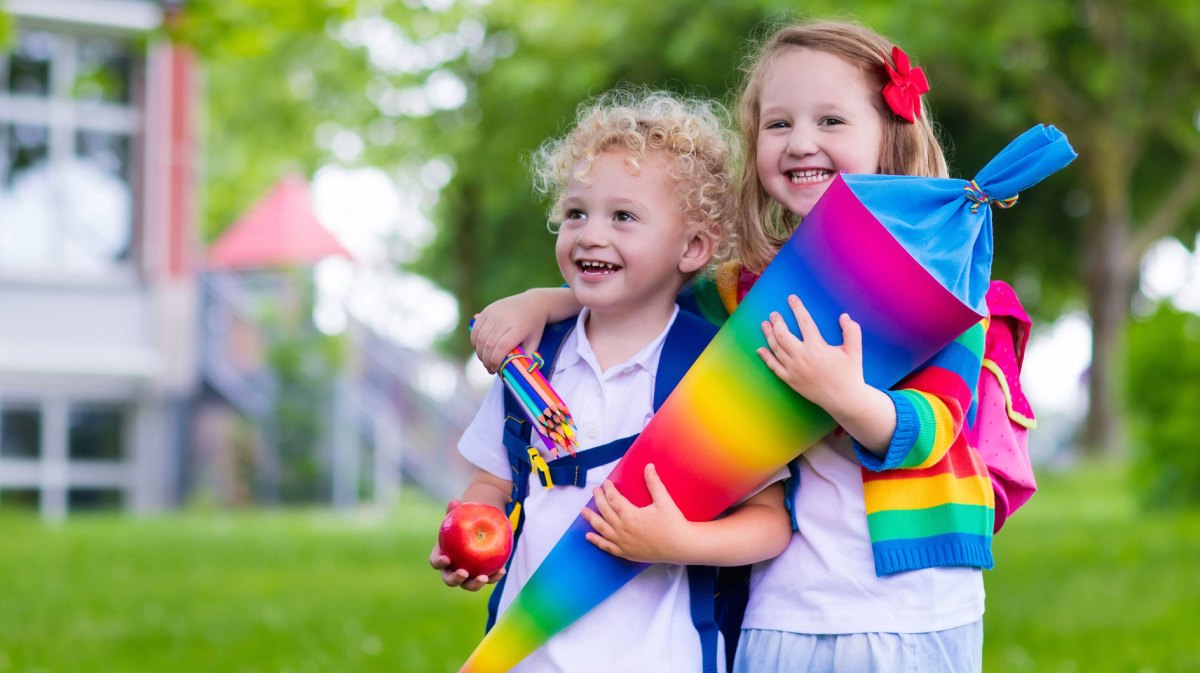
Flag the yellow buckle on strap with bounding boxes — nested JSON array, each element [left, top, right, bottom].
[[507, 502, 521, 530], [528, 447, 554, 489]]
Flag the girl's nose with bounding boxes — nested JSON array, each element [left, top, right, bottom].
[[785, 126, 818, 157]]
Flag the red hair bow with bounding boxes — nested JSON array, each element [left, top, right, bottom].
[[882, 46, 929, 123]]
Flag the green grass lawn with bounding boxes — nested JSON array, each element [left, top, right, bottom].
[[1, 465, 1197, 672], [983, 465, 1200, 673]]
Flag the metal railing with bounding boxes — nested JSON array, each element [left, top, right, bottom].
[[200, 271, 478, 506]]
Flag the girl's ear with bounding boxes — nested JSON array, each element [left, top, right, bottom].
[[678, 229, 715, 274]]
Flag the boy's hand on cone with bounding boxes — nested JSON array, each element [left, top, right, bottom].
[[582, 464, 695, 564]]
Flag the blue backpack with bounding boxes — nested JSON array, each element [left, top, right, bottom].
[[487, 310, 745, 673]]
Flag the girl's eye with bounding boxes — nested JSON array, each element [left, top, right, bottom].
[[765, 120, 790, 130], [564, 208, 586, 221], [614, 211, 636, 222], [819, 117, 845, 127]]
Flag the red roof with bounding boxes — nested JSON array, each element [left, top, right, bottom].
[[208, 175, 351, 270]]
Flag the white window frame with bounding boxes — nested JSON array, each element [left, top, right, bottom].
[[0, 9, 150, 285], [0, 392, 136, 519], [6, 0, 163, 33]]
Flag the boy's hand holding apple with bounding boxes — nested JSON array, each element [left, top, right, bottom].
[[429, 500, 512, 591]]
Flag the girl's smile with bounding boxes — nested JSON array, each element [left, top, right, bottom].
[[787, 168, 836, 186]]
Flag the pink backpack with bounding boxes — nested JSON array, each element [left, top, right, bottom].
[[967, 281, 1038, 533]]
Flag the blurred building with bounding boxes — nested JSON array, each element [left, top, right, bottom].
[[197, 176, 478, 510], [0, 1, 476, 518], [0, 0, 197, 517]]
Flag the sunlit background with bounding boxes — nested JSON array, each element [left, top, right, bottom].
[[1, 0, 1198, 671]]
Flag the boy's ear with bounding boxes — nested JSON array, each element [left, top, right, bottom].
[[678, 229, 715, 275]]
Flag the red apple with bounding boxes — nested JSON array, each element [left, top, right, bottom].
[[438, 502, 513, 577]]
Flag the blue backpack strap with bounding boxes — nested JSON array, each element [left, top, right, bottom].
[[714, 563, 752, 672], [782, 458, 801, 532], [659, 310, 725, 671], [487, 319, 576, 632], [485, 435, 635, 631], [535, 436, 634, 488], [655, 309, 719, 410], [686, 566, 721, 673]]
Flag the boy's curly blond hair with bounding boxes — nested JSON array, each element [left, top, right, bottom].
[[531, 88, 738, 264]]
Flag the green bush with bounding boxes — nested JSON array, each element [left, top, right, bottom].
[[1125, 304, 1200, 508]]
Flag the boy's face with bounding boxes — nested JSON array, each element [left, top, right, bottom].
[[555, 150, 710, 317]]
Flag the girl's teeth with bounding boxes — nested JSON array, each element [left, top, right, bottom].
[[790, 170, 830, 184]]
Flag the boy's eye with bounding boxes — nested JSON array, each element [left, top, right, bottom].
[[564, 208, 586, 221], [614, 211, 636, 222]]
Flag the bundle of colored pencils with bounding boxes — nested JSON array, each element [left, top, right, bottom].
[[498, 346, 578, 457], [469, 320, 578, 457]]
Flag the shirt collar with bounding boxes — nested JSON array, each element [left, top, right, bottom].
[[554, 305, 680, 378]]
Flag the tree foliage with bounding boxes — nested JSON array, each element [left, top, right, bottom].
[[900, 0, 1200, 455], [166, 0, 1200, 458], [414, 0, 769, 343], [0, 7, 11, 48], [167, 0, 358, 238], [167, 0, 473, 241], [1126, 304, 1200, 508]]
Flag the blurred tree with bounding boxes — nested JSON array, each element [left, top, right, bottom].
[[263, 272, 346, 503], [167, 0, 472, 241], [168, 0, 358, 239], [423, 0, 1200, 460], [1125, 304, 1200, 508], [893, 0, 1200, 457], [167, 0, 1200, 460], [414, 0, 769, 345]]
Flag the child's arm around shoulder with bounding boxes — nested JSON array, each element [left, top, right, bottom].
[[472, 287, 582, 372], [428, 468, 513, 591], [581, 464, 792, 567]]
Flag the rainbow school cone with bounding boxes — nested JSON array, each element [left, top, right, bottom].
[[460, 125, 1076, 672]]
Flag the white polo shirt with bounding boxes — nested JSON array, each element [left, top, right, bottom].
[[741, 433, 985, 635], [459, 306, 727, 673]]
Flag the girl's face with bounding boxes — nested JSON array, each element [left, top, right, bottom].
[[755, 47, 884, 220]]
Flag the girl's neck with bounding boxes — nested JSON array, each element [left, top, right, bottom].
[[584, 299, 677, 373]]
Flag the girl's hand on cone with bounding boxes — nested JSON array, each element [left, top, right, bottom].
[[757, 294, 868, 418]]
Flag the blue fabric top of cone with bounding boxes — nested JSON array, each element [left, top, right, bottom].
[[840, 125, 1077, 314]]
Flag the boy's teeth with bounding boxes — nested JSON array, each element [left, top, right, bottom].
[[581, 261, 618, 270]]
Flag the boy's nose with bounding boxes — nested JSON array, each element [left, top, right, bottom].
[[574, 221, 609, 247]]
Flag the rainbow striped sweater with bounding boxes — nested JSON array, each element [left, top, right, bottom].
[[682, 262, 994, 576]]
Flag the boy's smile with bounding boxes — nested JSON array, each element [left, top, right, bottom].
[[576, 259, 622, 276]]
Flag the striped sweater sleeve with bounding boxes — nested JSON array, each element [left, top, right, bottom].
[[855, 320, 986, 472]]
